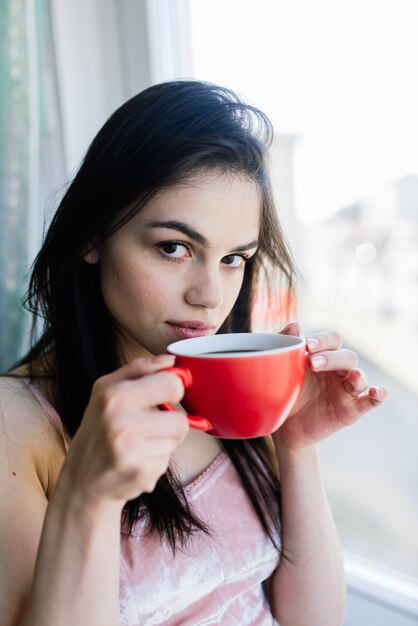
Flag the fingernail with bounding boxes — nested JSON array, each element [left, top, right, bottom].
[[306, 338, 320, 351], [311, 355, 326, 369], [336, 370, 348, 377], [373, 385, 385, 398]]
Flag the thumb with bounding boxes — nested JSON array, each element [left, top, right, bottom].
[[280, 321, 301, 337], [100, 354, 176, 385]]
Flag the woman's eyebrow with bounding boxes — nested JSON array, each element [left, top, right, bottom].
[[145, 220, 208, 246], [145, 219, 258, 252], [233, 240, 259, 253]]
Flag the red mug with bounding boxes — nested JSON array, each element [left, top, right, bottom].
[[163, 333, 306, 439]]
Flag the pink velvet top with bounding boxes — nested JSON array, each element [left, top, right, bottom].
[[27, 380, 281, 625]]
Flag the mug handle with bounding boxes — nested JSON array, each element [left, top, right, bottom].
[[158, 366, 213, 432]]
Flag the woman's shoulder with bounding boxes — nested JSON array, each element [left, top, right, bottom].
[[0, 372, 67, 497], [0, 367, 53, 420], [0, 371, 42, 418]]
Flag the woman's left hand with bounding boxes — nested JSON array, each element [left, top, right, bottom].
[[273, 322, 388, 451]]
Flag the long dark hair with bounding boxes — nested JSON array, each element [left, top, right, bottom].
[[17, 80, 296, 551]]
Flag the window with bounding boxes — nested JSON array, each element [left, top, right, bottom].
[[0, 0, 152, 373], [189, 0, 418, 584], [0, 0, 30, 371], [0, 0, 65, 372]]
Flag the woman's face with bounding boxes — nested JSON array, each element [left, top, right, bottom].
[[85, 172, 261, 360]]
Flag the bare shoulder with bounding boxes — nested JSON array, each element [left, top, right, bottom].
[[0, 375, 65, 625], [0, 375, 66, 496]]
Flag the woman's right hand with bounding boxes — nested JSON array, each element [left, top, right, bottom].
[[60, 355, 189, 508]]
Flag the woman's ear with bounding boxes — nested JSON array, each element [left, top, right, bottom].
[[83, 246, 100, 264]]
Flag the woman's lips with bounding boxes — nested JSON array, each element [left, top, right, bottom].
[[166, 321, 216, 339]]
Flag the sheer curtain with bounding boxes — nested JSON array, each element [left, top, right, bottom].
[[0, 0, 29, 372], [0, 0, 65, 371], [0, 0, 193, 372]]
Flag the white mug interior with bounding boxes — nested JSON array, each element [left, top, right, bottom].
[[167, 333, 305, 358]]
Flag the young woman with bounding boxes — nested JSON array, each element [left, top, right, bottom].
[[0, 80, 387, 626]]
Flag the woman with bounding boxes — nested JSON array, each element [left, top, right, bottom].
[[0, 80, 387, 626]]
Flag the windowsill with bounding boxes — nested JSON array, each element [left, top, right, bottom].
[[344, 552, 418, 624]]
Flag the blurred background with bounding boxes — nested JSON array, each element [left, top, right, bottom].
[[1, 0, 417, 601]]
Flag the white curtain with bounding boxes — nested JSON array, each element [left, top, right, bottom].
[[0, 0, 65, 371], [0, 0, 193, 371]]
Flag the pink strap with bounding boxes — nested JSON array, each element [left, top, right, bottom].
[[23, 378, 69, 451]]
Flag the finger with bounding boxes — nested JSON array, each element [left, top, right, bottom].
[[115, 455, 171, 494], [309, 348, 358, 373], [125, 371, 187, 408], [98, 355, 176, 386], [352, 385, 388, 413], [369, 385, 389, 403], [343, 368, 369, 397], [112, 408, 189, 440], [280, 321, 301, 337], [113, 355, 177, 381], [102, 371, 187, 415], [120, 435, 184, 459], [306, 330, 343, 353], [122, 409, 189, 440], [99, 369, 187, 415]]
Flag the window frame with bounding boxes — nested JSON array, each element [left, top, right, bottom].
[[344, 552, 418, 625]]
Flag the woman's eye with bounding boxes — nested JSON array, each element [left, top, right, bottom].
[[157, 242, 190, 260], [222, 254, 246, 269]]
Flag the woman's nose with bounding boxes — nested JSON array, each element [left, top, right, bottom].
[[184, 265, 224, 309]]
